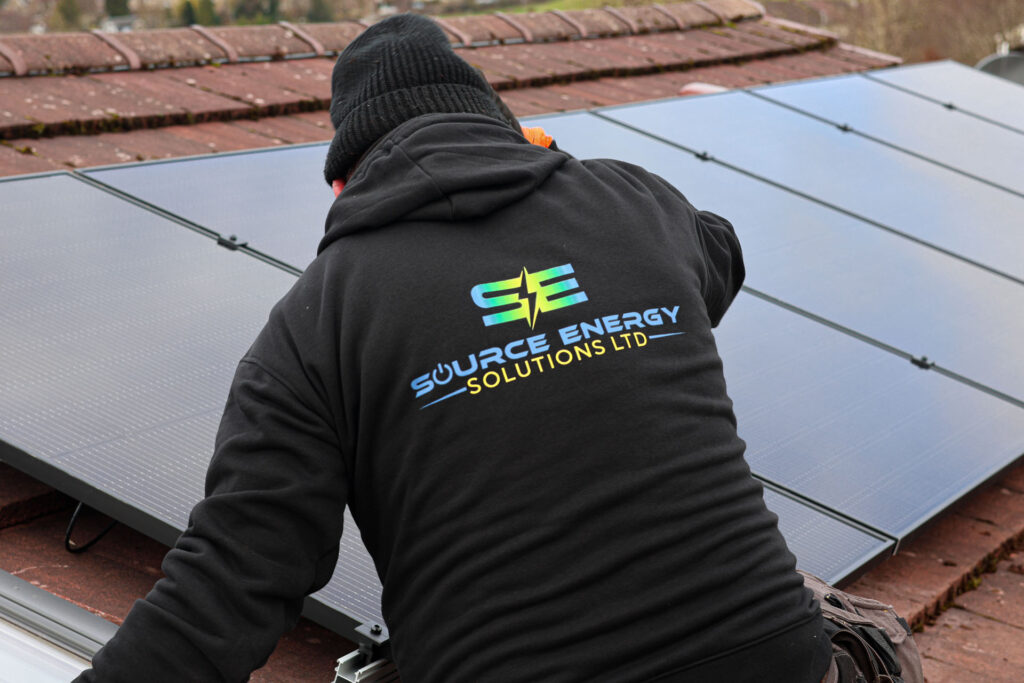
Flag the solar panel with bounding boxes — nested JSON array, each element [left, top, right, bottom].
[[86, 144, 332, 271], [761, 486, 891, 583], [716, 293, 1024, 538], [0, 173, 383, 636], [754, 74, 1024, 195], [528, 112, 1024, 403], [597, 92, 1024, 282], [868, 60, 1024, 133]]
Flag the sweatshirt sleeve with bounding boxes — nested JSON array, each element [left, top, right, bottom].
[[74, 356, 348, 683], [693, 208, 745, 327]]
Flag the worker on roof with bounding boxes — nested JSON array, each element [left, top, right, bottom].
[[76, 14, 920, 683]]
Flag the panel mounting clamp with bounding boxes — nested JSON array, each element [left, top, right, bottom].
[[216, 234, 248, 251], [910, 355, 935, 370]]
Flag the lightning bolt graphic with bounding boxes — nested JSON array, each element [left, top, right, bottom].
[[516, 267, 540, 328]]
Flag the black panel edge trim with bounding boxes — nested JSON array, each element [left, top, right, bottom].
[[588, 110, 1024, 287], [745, 88, 1024, 201], [0, 569, 118, 660]]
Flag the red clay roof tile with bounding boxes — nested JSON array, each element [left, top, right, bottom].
[[88, 70, 252, 123], [112, 28, 228, 68], [617, 5, 687, 33], [439, 14, 525, 45], [226, 115, 330, 145], [0, 32, 125, 74], [0, 6, 901, 179], [206, 25, 315, 60], [731, 19, 828, 49], [653, 2, 718, 29], [514, 11, 582, 42], [700, 0, 762, 21], [0, 142, 62, 175], [162, 63, 315, 113], [297, 22, 366, 53], [572, 8, 634, 38]]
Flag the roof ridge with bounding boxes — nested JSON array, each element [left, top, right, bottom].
[[0, 1, 763, 77]]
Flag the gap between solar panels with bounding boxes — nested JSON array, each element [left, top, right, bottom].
[[588, 109, 1024, 289], [549, 109, 1024, 406], [864, 63, 1024, 137], [74, 172, 304, 278], [742, 88, 1024, 201]]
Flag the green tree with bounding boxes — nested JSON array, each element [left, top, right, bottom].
[[105, 0, 130, 16], [179, 0, 197, 25], [306, 0, 333, 22], [195, 0, 219, 25], [55, 0, 81, 28]]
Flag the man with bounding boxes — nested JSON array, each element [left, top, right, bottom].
[[77, 14, 835, 682]]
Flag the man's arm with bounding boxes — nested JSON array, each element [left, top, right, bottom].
[[75, 356, 348, 683], [693, 208, 745, 327]]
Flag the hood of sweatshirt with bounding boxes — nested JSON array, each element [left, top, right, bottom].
[[318, 113, 567, 254]]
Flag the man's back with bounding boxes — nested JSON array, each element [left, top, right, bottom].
[[255, 113, 828, 681]]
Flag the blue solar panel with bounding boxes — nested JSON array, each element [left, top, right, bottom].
[[754, 74, 1024, 195], [529, 111, 1024, 403], [86, 144, 332, 271], [597, 92, 1024, 282], [868, 60, 1024, 133], [717, 293, 1024, 538], [0, 173, 382, 636]]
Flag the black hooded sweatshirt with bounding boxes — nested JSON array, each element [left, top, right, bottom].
[[77, 114, 830, 683]]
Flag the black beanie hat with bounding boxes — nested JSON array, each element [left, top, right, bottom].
[[323, 14, 517, 185]]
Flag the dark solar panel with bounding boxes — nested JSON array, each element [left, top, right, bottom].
[[0, 173, 383, 634], [86, 144, 332, 271], [597, 92, 1024, 282], [528, 112, 1024, 403], [716, 294, 1024, 538], [761, 487, 891, 584], [868, 60, 1024, 133], [755, 74, 1024, 195]]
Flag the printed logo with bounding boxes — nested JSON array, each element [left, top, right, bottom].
[[470, 264, 588, 328]]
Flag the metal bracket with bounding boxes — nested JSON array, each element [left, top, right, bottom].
[[334, 648, 400, 682], [216, 234, 247, 251], [910, 355, 935, 370], [695, 150, 714, 161]]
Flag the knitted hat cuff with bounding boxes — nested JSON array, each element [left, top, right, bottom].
[[324, 83, 506, 184]]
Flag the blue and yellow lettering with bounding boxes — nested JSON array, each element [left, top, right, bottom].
[[527, 333, 549, 355], [504, 339, 528, 360], [478, 347, 505, 369], [451, 355, 478, 377], [602, 314, 623, 333], [643, 308, 663, 325], [559, 325, 581, 345], [621, 312, 644, 330], [580, 320, 604, 339], [411, 373, 433, 398]]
